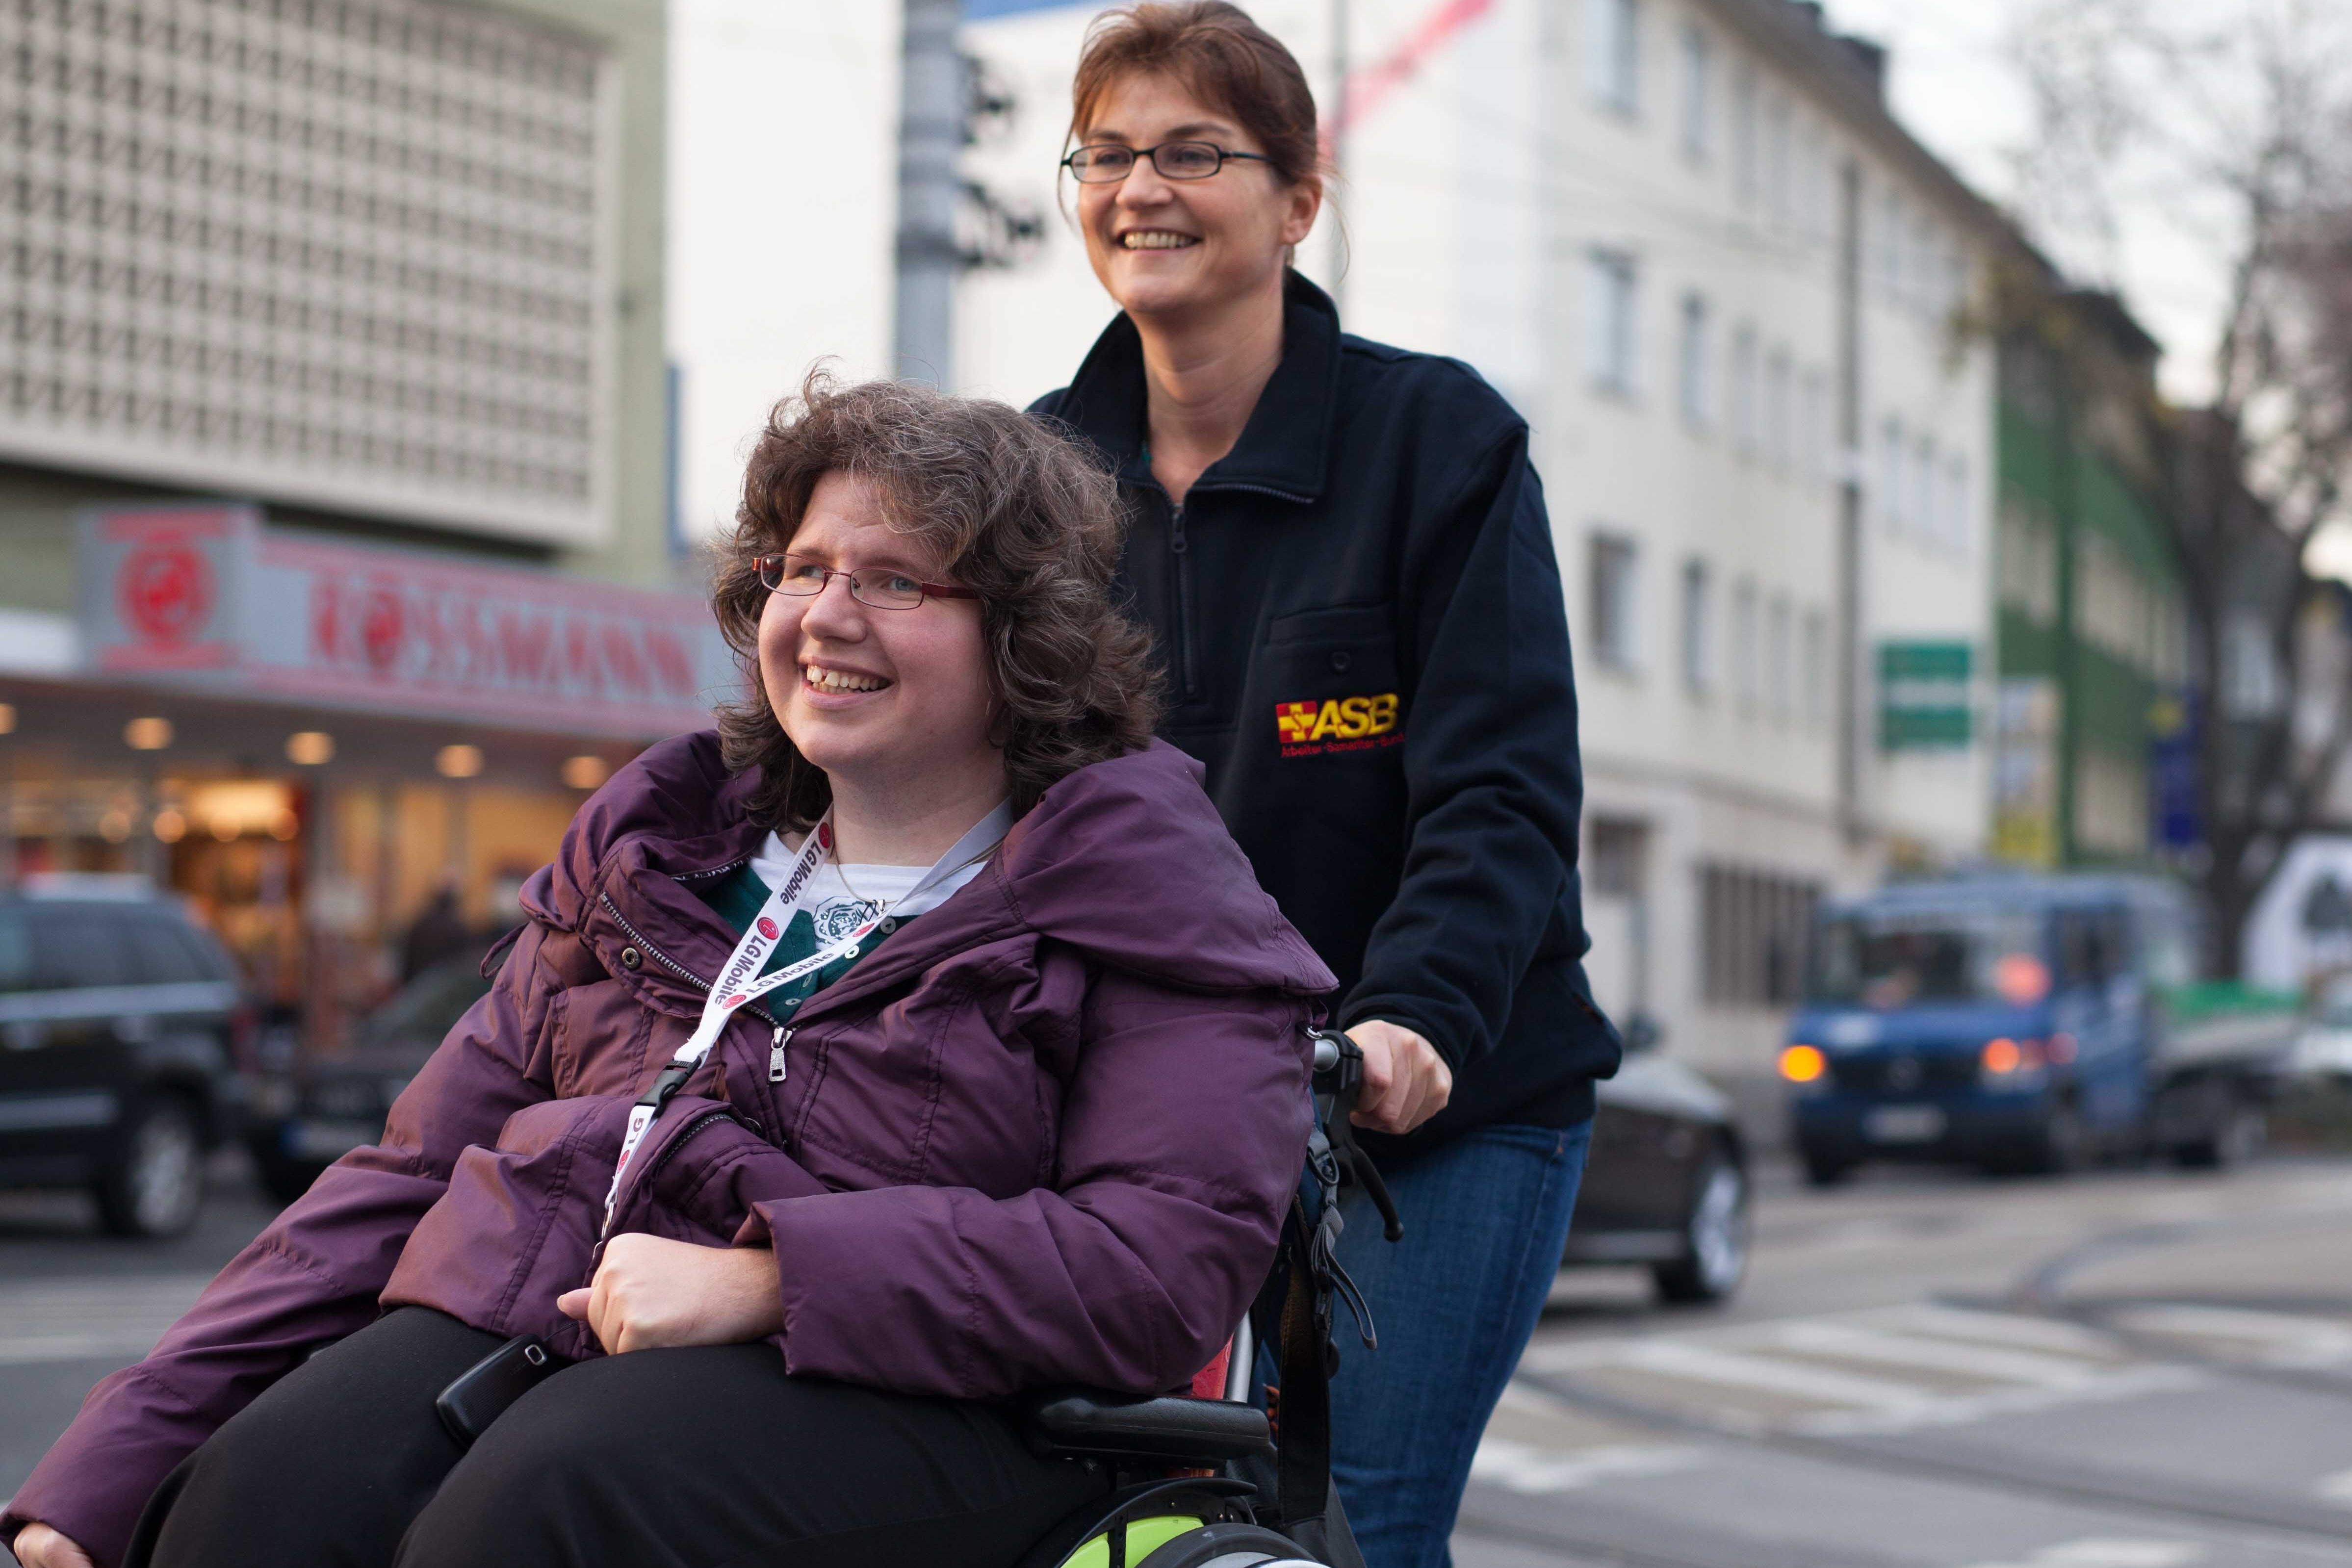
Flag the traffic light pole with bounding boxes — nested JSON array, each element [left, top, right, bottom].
[[894, 0, 962, 386]]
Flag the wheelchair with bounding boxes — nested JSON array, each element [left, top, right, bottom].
[[1005, 1028, 1401, 1568]]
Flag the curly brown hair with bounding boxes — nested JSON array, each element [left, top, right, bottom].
[[711, 374, 1161, 828]]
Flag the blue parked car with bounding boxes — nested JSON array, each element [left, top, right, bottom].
[[1783, 874, 2280, 1185]]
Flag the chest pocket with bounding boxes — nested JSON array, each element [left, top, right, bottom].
[[1261, 603, 1404, 755]]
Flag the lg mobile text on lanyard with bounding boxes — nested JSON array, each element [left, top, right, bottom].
[[600, 800, 1012, 1232]]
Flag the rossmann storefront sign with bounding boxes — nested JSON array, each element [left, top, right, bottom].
[[78, 505, 734, 740]]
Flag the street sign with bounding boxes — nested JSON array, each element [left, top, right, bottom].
[[1879, 641, 1973, 750]]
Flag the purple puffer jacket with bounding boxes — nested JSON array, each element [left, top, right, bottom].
[[4, 735, 1333, 1568]]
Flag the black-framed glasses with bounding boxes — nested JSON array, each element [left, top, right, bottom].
[[754, 554, 978, 612], [1062, 141, 1275, 183]]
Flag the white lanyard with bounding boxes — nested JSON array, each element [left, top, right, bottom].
[[601, 800, 1011, 1230]]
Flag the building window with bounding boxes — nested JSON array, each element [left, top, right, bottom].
[[1802, 608, 1829, 726], [1590, 533, 1642, 672], [1913, 435, 1940, 550], [1800, 369, 1828, 483], [1798, 128, 1828, 239], [1732, 67, 1757, 203], [1700, 864, 1821, 1006], [1680, 558, 1714, 696], [1764, 348, 1793, 472], [1677, 24, 1711, 163], [1879, 417, 1906, 533], [1878, 189, 1904, 300], [1731, 579, 1759, 708], [1764, 96, 1792, 225], [1585, 0, 1641, 117], [1909, 216, 1937, 315], [1678, 293, 1712, 430], [1584, 250, 1641, 397], [1945, 455, 1972, 556], [1767, 595, 1793, 719], [1730, 325, 1759, 456]]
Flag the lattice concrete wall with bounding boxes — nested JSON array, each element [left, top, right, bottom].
[[0, 0, 617, 546]]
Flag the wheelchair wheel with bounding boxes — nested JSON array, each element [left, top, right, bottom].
[[1131, 1521, 1326, 1567]]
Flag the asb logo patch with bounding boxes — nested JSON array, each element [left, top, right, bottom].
[[1276, 692, 1402, 758], [756, 916, 780, 941]]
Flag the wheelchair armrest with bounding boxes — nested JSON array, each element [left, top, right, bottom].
[[1014, 1387, 1273, 1464]]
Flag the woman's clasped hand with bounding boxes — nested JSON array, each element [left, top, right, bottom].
[[555, 1235, 785, 1355]]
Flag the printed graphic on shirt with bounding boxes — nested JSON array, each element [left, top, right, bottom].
[[809, 894, 881, 944], [1276, 692, 1403, 758]]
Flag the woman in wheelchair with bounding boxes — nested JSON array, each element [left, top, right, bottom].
[[4, 378, 1338, 1568]]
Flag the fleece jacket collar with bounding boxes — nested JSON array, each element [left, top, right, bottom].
[[1051, 269, 1342, 506]]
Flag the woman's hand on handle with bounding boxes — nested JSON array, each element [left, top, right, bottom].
[[557, 1235, 784, 1355], [1345, 1020, 1453, 1134], [13, 1523, 97, 1568]]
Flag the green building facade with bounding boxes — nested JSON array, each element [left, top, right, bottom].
[[1991, 293, 2188, 867]]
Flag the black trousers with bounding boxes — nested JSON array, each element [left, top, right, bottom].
[[127, 1308, 1108, 1568]]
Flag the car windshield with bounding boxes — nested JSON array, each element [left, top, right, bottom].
[[357, 957, 494, 1050], [1809, 908, 2049, 1009]]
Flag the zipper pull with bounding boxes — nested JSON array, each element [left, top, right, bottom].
[[1168, 505, 1189, 553], [769, 1026, 791, 1083]]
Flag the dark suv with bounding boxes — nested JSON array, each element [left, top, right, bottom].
[[0, 877, 252, 1236]]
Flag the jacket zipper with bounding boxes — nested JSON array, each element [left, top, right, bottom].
[[588, 1105, 739, 1293], [1168, 500, 1198, 698], [671, 858, 749, 884], [596, 892, 779, 1030], [627, 1106, 736, 1198]]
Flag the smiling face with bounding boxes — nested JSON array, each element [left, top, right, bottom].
[[1074, 71, 1320, 327], [757, 470, 1003, 811]]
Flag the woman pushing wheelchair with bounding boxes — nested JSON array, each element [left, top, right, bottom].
[[5, 379, 1333, 1568]]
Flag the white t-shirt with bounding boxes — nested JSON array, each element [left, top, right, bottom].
[[749, 831, 989, 946]]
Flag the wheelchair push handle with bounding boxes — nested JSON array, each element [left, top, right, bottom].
[[1306, 1028, 1405, 1243]]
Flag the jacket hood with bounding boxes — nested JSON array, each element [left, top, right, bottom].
[[520, 731, 767, 936], [996, 740, 1335, 997], [522, 732, 1331, 1002]]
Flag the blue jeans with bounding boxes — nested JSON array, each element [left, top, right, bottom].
[[1326, 1119, 1592, 1568]]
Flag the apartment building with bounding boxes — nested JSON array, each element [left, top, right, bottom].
[[1294, 0, 2006, 1076]]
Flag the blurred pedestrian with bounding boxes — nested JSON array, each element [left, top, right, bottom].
[[399, 881, 472, 983], [1032, 7, 1621, 1565]]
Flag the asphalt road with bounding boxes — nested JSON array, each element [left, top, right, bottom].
[[3, 1151, 2350, 1568]]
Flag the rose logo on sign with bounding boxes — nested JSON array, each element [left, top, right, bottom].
[[118, 540, 215, 646]]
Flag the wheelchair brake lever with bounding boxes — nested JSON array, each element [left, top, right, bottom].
[[1306, 1028, 1406, 1244]]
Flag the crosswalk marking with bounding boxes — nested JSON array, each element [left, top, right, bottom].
[[1766, 1322, 2110, 1388], [1597, 1339, 1943, 1414], [1881, 1303, 2126, 1358], [2105, 1304, 2352, 1369], [1469, 1436, 1706, 1495], [1959, 1540, 2204, 1568], [1517, 1301, 2212, 1439]]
